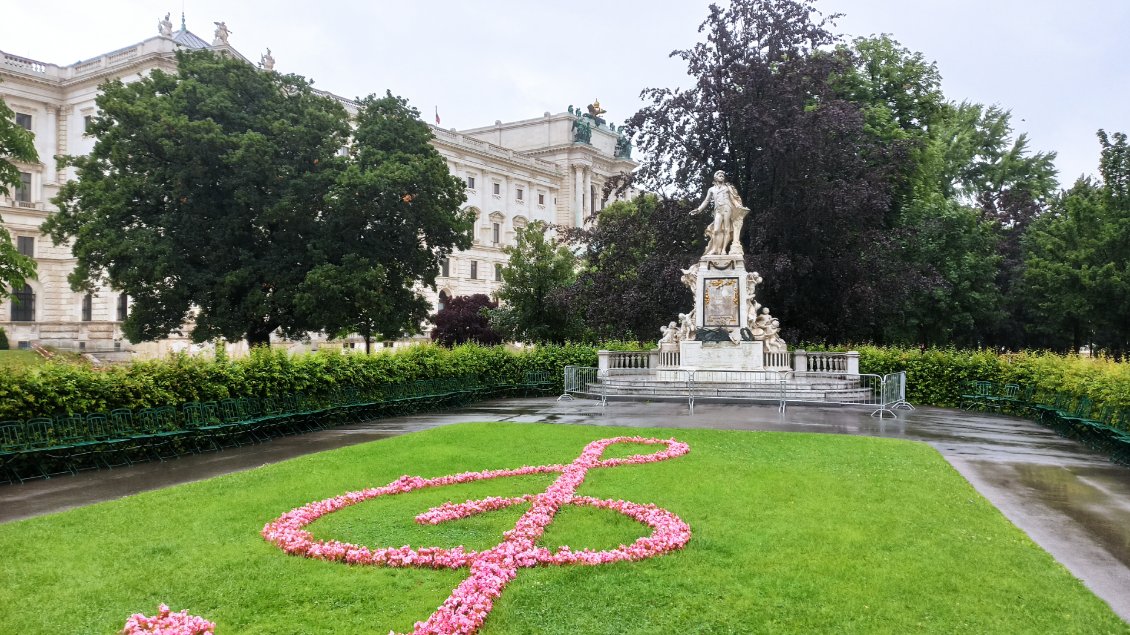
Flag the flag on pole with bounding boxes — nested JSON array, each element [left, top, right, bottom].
[[435, 106, 441, 126]]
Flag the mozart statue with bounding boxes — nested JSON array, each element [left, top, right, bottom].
[[692, 170, 750, 257]]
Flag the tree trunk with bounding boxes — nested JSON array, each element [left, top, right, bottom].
[[365, 334, 372, 354], [246, 324, 274, 349]]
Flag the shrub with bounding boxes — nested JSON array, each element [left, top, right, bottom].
[[0, 343, 600, 420]]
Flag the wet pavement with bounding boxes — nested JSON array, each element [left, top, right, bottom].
[[2, 397, 1128, 622]]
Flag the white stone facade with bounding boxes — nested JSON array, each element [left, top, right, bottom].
[[0, 20, 635, 356]]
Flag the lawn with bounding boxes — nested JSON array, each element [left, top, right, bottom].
[[0, 422, 1124, 634], [0, 349, 46, 370]]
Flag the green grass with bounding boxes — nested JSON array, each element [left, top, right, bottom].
[[0, 349, 46, 370], [0, 423, 1125, 634]]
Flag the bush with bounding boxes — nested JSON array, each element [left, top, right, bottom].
[[857, 346, 1130, 408], [0, 327, 7, 350], [0, 343, 601, 420]]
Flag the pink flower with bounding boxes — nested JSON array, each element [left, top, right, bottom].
[[261, 437, 692, 635], [121, 603, 215, 635]]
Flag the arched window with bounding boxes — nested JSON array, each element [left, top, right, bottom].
[[10, 284, 34, 322], [82, 293, 93, 322]]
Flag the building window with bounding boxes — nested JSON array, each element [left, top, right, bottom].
[[16, 236, 34, 257], [440, 257, 450, 277], [516, 188, 523, 201], [82, 293, 93, 322], [438, 290, 450, 312], [494, 264, 503, 282], [15, 113, 31, 130], [492, 182, 500, 196], [470, 261, 478, 280], [492, 222, 500, 244], [14, 172, 31, 202], [117, 294, 128, 321], [538, 193, 545, 205], [83, 115, 94, 132], [466, 176, 475, 189], [10, 284, 34, 322]]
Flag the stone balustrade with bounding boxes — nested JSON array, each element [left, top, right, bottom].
[[597, 350, 657, 372], [792, 350, 859, 374]]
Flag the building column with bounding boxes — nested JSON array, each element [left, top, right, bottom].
[[573, 165, 584, 227], [583, 168, 592, 222]]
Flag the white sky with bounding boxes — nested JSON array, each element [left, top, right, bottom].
[[3, 0, 1127, 188]]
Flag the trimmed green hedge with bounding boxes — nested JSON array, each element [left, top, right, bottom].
[[857, 346, 1130, 408], [0, 343, 600, 420], [8, 342, 1125, 419]]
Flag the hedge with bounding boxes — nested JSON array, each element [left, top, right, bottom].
[[0, 343, 600, 420], [857, 346, 1130, 408], [7, 342, 1125, 420]]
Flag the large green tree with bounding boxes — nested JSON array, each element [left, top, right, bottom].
[[559, 194, 703, 343], [627, 0, 904, 343], [46, 51, 468, 347], [294, 93, 472, 350], [489, 221, 584, 343], [0, 92, 38, 300]]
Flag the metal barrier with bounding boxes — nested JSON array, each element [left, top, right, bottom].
[[871, 372, 912, 418], [689, 369, 788, 413], [560, 367, 910, 418], [560, 366, 606, 406], [782, 372, 883, 409]]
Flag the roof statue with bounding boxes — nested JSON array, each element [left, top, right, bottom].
[[213, 21, 231, 46], [586, 99, 606, 118], [260, 48, 275, 71], [158, 13, 173, 38], [572, 115, 591, 144]]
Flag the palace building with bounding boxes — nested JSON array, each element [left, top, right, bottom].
[[0, 17, 635, 357]]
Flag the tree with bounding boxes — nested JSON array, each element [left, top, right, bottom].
[[0, 92, 38, 301], [489, 221, 584, 343], [627, 0, 902, 343], [430, 294, 501, 347], [559, 195, 703, 343], [294, 93, 472, 350], [45, 50, 469, 347], [1020, 178, 1104, 352]]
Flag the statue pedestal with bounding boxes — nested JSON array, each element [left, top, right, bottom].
[[679, 340, 764, 372], [695, 255, 754, 333]]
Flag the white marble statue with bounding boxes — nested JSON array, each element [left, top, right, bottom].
[[677, 312, 696, 342], [680, 262, 699, 291], [659, 321, 679, 346], [260, 48, 275, 71], [692, 170, 750, 257], [158, 13, 173, 37], [764, 318, 787, 353], [213, 21, 231, 46]]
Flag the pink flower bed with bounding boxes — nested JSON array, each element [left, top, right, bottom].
[[261, 436, 692, 634], [121, 604, 215, 635]]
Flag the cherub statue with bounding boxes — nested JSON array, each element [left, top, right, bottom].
[[677, 312, 696, 342], [764, 318, 787, 353], [658, 321, 679, 346], [680, 262, 699, 291]]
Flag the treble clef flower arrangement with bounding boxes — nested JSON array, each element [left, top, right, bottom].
[[261, 436, 692, 634]]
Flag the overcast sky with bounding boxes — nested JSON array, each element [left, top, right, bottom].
[[4, 0, 1126, 188]]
